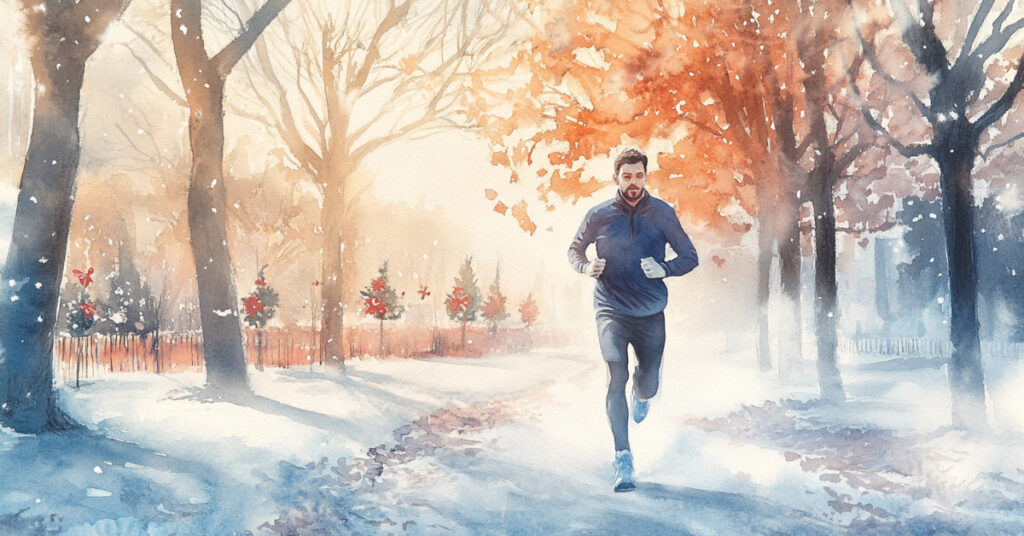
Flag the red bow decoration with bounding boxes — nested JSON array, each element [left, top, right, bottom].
[[371, 278, 385, 292], [72, 267, 94, 288], [446, 293, 470, 315], [255, 277, 266, 287], [363, 297, 387, 318], [80, 302, 96, 319], [244, 293, 264, 316], [417, 286, 430, 300]]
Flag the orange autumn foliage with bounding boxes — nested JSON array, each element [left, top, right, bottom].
[[468, 0, 810, 243]]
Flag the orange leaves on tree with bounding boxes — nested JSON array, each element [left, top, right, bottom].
[[465, 0, 796, 241], [519, 294, 539, 326], [510, 201, 537, 235], [399, 55, 418, 75], [539, 169, 603, 205]]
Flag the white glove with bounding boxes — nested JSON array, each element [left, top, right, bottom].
[[641, 257, 666, 279], [586, 258, 607, 278]]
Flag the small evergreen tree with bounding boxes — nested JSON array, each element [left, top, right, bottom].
[[519, 293, 539, 328], [360, 261, 405, 357], [446, 257, 481, 348], [242, 265, 280, 371], [481, 265, 511, 334], [66, 267, 97, 388]]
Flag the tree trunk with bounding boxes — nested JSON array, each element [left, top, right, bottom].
[[320, 206, 346, 366], [461, 321, 468, 349], [811, 177, 846, 403], [0, 50, 91, 433], [181, 76, 249, 393], [0, 0, 130, 436], [153, 327, 161, 374], [256, 329, 265, 371], [755, 195, 775, 372], [172, 0, 291, 393], [938, 148, 986, 430], [379, 317, 385, 358], [874, 238, 896, 334], [778, 203, 804, 376], [800, 31, 845, 403]]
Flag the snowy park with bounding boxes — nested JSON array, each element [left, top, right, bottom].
[[5, 0, 1024, 534], [5, 336, 1024, 534]]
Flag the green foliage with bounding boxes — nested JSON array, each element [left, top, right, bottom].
[[66, 290, 96, 338], [445, 257, 481, 323], [481, 265, 511, 330], [242, 264, 280, 328], [360, 261, 405, 321]]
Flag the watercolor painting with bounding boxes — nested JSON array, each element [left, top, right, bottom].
[[2, 0, 1024, 533]]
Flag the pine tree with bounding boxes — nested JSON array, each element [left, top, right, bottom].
[[446, 257, 481, 348], [242, 265, 280, 371], [360, 261, 405, 357], [519, 294, 539, 328], [481, 265, 511, 334], [66, 267, 97, 389]]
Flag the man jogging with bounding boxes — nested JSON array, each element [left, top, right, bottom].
[[568, 147, 699, 492]]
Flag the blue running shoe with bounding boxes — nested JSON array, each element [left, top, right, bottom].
[[632, 389, 651, 423], [613, 450, 636, 492]]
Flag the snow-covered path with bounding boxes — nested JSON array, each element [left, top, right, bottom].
[[5, 337, 1024, 534], [257, 356, 835, 535]]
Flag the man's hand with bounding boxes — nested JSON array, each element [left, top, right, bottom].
[[586, 258, 607, 278], [641, 257, 666, 279]]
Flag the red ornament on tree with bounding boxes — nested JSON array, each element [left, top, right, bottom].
[[80, 302, 96, 319], [244, 292, 264, 316], [363, 297, 388, 319]]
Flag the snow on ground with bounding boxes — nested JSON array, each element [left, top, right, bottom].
[[3, 335, 1024, 534], [0, 183, 15, 259]]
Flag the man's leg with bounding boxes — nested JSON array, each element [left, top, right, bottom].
[[606, 358, 630, 452], [596, 313, 631, 452], [632, 312, 666, 401]]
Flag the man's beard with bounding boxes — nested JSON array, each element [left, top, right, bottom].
[[625, 186, 643, 200]]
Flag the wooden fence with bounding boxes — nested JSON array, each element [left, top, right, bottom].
[[54, 324, 558, 382], [839, 337, 1024, 360]]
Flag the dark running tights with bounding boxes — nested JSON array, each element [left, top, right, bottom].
[[606, 351, 662, 452]]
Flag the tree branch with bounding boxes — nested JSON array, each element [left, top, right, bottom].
[[212, 0, 292, 77], [972, 17, 1024, 63], [122, 44, 187, 106], [856, 98, 932, 158], [853, 24, 935, 122], [837, 141, 875, 172], [958, 0, 995, 61], [973, 50, 1024, 132], [891, 0, 949, 75], [982, 129, 1024, 160], [348, 0, 412, 90]]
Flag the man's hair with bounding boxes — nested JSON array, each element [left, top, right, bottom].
[[614, 148, 648, 176]]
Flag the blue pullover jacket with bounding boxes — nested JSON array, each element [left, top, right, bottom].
[[568, 190, 699, 317]]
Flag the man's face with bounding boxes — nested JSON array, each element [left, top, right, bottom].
[[614, 162, 647, 203]]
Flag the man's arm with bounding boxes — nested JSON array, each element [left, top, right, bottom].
[[661, 210, 699, 277], [568, 210, 596, 273]]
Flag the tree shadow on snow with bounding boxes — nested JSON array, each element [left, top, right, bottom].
[[0, 428, 247, 533]]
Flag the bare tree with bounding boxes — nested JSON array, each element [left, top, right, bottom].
[[170, 0, 292, 393], [0, 0, 132, 433], [850, 0, 1024, 430], [236, 0, 512, 365], [791, 0, 882, 402]]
